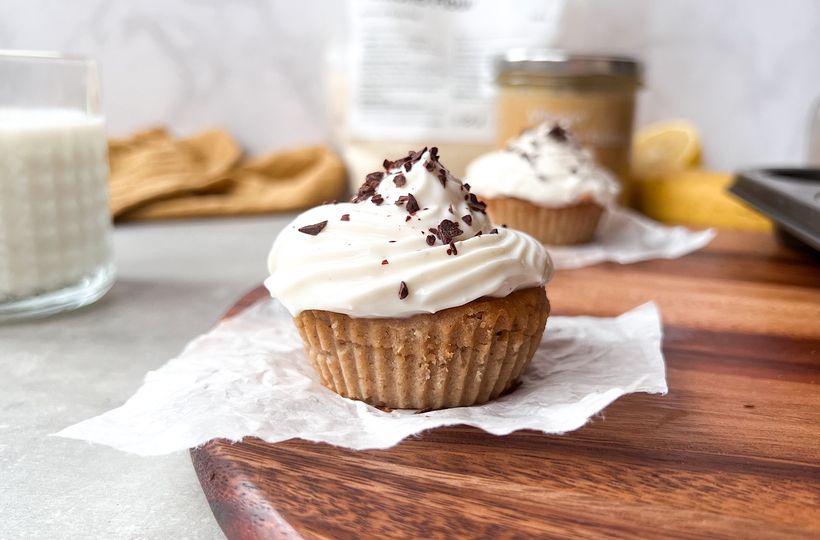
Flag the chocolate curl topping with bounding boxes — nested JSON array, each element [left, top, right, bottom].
[[398, 281, 409, 299], [393, 173, 406, 187]]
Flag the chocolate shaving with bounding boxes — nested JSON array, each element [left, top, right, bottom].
[[490, 228, 499, 234], [426, 234, 436, 246], [392, 146, 429, 174], [394, 195, 409, 206], [474, 230, 483, 237], [437, 219, 463, 244], [463, 182, 471, 191], [381, 259, 389, 265], [424, 160, 435, 172], [405, 194, 420, 214], [466, 193, 487, 213], [371, 194, 384, 205], [430, 146, 439, 159], [383, 158, 393, 170], [448, 204, 454, 214], [398, 281, 409, 299], [393, 173, 406, 187], [437, 170, 447, 187], [298, 221, 327, 236], [462, 214, 472, 226], [548, 124, 569, 142], [340, 214, 350, 221], [405, 215, 412, 222], [449, 241, 458, 256], [352, 171, 385, 202]]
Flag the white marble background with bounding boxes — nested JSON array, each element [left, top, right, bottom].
[[1, 0, 819, 170]]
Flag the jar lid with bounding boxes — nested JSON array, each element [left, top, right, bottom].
[[497, 49, 642, 80]]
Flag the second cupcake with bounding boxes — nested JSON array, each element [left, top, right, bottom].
[[466, 123, 620, 245]]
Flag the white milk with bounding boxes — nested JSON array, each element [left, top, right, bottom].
[[0, 108, 112, 301]]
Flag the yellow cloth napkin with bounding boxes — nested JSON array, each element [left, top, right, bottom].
[[108, 128, 347, 221]]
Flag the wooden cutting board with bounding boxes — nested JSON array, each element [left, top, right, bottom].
[[191, 230, 820, 539]]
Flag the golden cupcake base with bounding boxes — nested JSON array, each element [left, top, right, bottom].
[[293, 287, 549, 410], [485, 197, 605, 245]]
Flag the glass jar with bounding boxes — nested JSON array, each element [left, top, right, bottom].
[[496, 50, 642, 205], [0, 51, 115, 321]]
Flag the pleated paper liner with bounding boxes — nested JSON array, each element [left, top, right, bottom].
[[484, 197, 605, 245], [293, 287, 550, 410]]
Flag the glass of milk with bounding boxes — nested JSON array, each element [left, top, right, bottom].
[[0, 51, 114, 321]]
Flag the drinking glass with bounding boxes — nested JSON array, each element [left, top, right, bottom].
[[0, 51, 115, 321]]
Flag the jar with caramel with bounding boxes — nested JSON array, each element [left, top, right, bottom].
[[496, 50, 642, 205]]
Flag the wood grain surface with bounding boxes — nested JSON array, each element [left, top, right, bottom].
[[191, 230, 820, 540]]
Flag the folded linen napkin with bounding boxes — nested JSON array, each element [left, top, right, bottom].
[[108, 128, 347, 221]]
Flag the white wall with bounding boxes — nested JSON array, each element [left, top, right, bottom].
[[557, 0, 820, 169], [2, 0, 819, 170]]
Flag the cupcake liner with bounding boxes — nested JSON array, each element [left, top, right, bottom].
[[485, 197, 605, 245], [293, 287, 550, 410]]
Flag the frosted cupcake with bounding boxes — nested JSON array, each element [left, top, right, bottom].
[[466, 123, 620, 245], [266, 148, 553, 410]]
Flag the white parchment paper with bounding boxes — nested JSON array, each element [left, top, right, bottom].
[[56, 299, 668, 455], [549, 208, 715, 269]]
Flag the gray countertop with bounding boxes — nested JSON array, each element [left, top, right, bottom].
[[0, 215, 293, 540]]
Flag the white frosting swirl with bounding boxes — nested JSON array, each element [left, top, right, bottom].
[[266, 149, 552, 318], [466, 124, 620, 207]]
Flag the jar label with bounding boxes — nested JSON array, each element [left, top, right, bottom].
[[345, 0, 563, 143]]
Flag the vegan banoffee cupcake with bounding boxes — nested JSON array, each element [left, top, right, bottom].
[[266, 148, 553, 410], [466, 123, 620, 245]]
